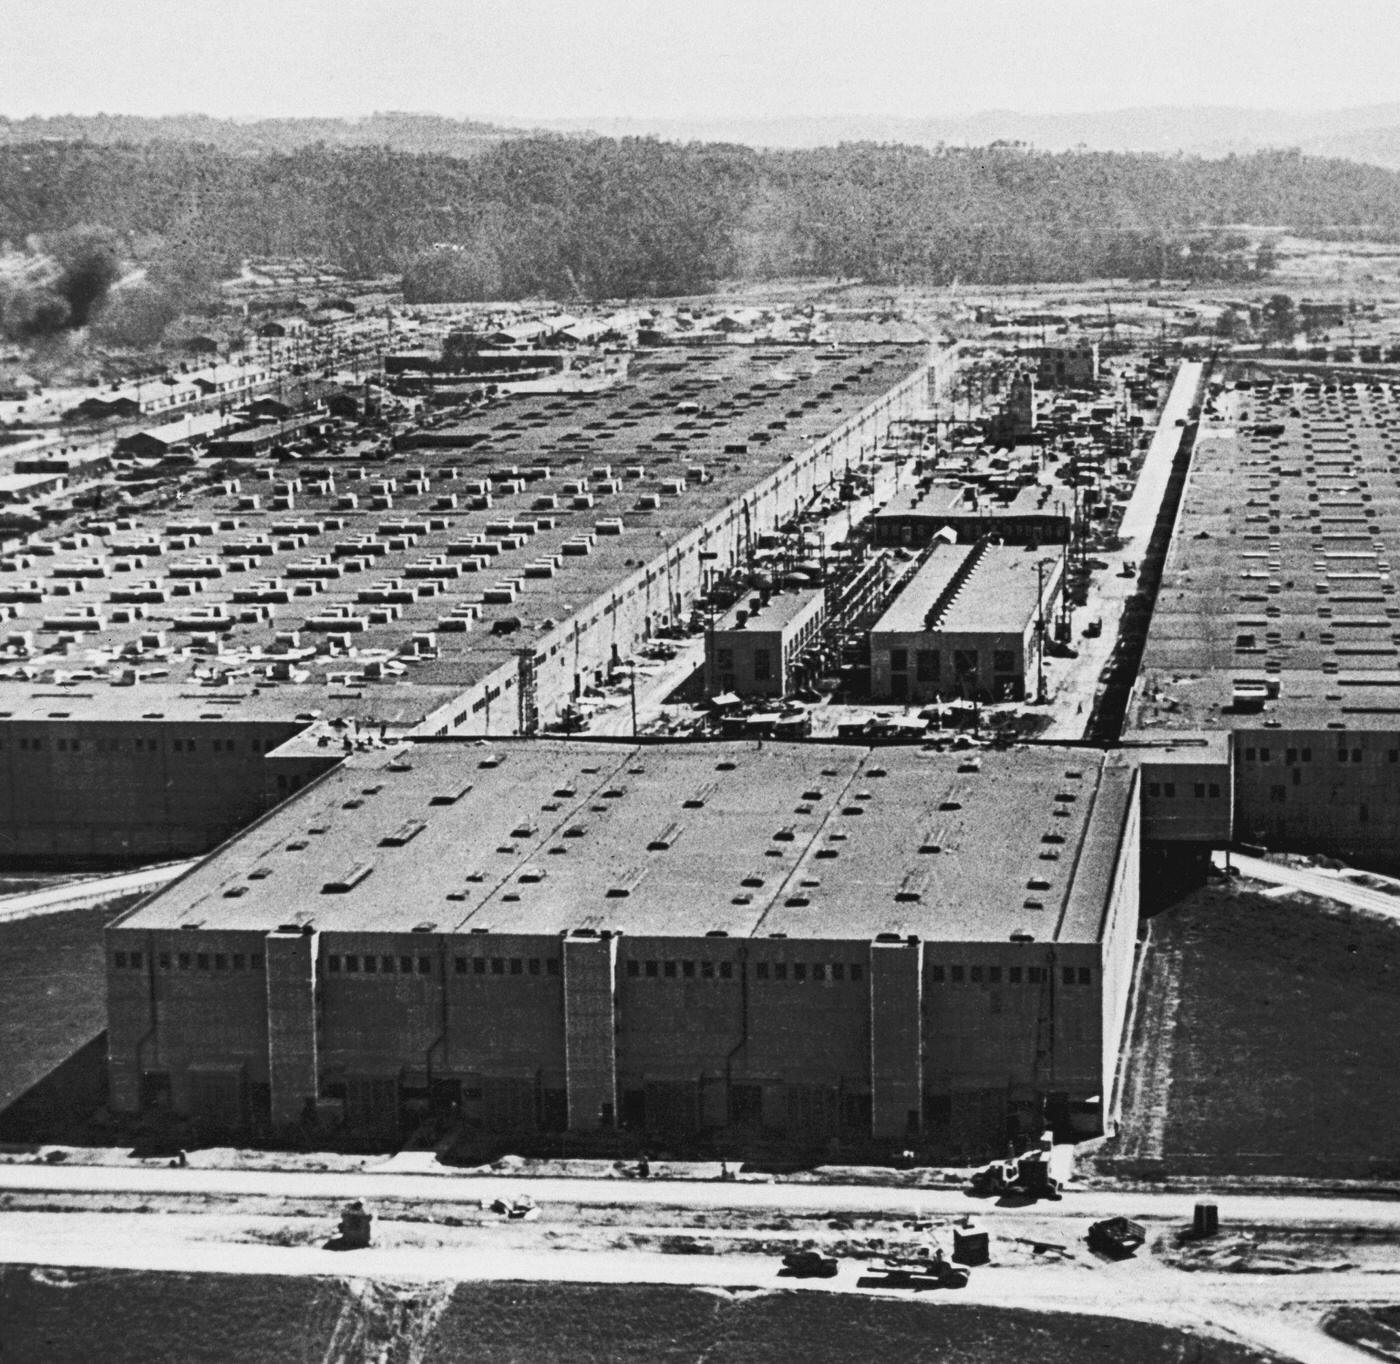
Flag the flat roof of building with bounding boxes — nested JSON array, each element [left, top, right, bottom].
[[115, 738, 1134, 945], [872, 542, 1054, 636], [1129, 373, 1400, 734], [713, 587, 824, 635], [0, 345, 920, 725], [876, 479, 1071, 526]]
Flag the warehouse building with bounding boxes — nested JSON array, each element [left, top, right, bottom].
[[0, 344, 936, 863], [105, 739, 1140, 1153], [873, 479, 1071, 548], [1032, 339, 1100, 388], [704, 588, 825, 698], [869, 540, 1063, 703], [1126, 372, 1400, 863]]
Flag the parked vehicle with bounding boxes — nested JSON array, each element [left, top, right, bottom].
[[864, 1251, 968, 1291], [780, 1250, 839, 1278], [1088, 1216, 1145, 1257], [969, 1148, 1063, 1201]]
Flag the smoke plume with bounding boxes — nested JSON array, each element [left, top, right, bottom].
[[0, 225, 124, 340]]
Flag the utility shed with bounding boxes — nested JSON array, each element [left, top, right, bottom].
[[105, 739, 1139, 1155]]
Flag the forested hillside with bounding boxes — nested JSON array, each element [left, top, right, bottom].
[[4, 135, 1400, 309]]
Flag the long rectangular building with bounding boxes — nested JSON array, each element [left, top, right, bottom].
[[0, 345, 936, 862], [1127, 371, 1400, 860], [869, 540, 1063, 703], [105, 739, 1139, 1154]]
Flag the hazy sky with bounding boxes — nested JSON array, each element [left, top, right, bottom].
[[5, 0, 1400, 121]]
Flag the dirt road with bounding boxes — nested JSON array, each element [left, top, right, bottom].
[[0, 1207, 1388, 1364], [1216, 853, 1400, 921], [5, 1160, 1400, 1228], [0, 860, 195, 923]]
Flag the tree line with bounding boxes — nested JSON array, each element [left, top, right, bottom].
[[4, 137, 1400, 308]]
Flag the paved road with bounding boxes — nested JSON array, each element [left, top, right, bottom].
[[3, 1162, 1399, 1228], [0, 860, 196, 923], [1216, 852, 1400, 922], [1040, 361, 1204, 741], [0, 1207, 1387, 1363]]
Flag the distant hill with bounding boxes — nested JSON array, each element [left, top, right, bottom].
[[506, 105, 1400, 169], [16, 107, 1400, 171], [0, 112, 534, 157]]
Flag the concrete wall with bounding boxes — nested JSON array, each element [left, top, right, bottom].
[[705, 594, 825, 699], [107, 917, 1114, 1150], [1232, 726, 1400, 861], [1097, 772, 1142, 1130], [0, 718, 325, 866], [1138, 754, 1233, 845]]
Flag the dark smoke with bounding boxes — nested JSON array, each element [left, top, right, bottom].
[[0, 224, 124, 341], [49, 225, 123, 327]]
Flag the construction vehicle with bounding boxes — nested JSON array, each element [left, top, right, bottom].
[[779, 1250, 839, 1279], [864, 1249, 969, 1291], [968, 1147, 1063, 1201], [336, 1201, 373, 1248], [1087, 1216, 1145, 1257]]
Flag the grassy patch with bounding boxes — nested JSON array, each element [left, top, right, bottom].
[[0, 1267, 348, 1363], [424, 1284, 1281, 1363], [1101, 882, 1400, 1178]]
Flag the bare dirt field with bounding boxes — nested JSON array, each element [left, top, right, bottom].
[[1095, 880, 1400, 1180], [0, 1267, 1286, 1364]]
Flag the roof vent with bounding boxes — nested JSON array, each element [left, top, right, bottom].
[[380, 819, 426, 847], [430, 783, 473, 805], [323, 862, 373, 893]]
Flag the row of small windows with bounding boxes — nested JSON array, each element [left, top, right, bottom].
[[116, 952, 1090, 988], [17, 737, 270, 754], [113, 950, 264, 971], [1146, 782, 1222, 798], [930, 965, 1091, 985], [1243, 745, 1399, 764], [458, 956, 560, 977], [329, 953, 435, 975], [754, 961, 859, 982]]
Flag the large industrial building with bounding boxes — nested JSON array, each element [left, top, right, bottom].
[[1127, 371, 1400, 863], [105, 739, 1140, 1153], [869, 540, 1063, 703], [0, 343, 942, 863]]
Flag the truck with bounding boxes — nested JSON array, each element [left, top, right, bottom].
[[968, 1148, 1063, 1201]]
